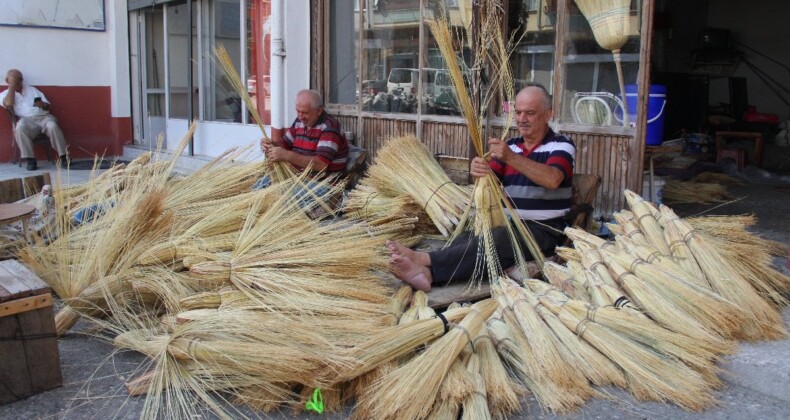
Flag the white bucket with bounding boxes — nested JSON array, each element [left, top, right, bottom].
[[641, 174, 665, 204]]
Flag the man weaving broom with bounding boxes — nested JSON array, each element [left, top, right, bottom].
[[389, 85, 575, 291], [253, 89, 349, 189]]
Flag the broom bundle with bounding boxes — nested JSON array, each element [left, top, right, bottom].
[[356, 135, 471, 237], [471, 326, 522, 419], [353, 299, 498, 420], [539, 293, 716, 411], [661, 206, 787, 340], [493, 280, 595, 400]]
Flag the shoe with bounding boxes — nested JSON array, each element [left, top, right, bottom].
[[26, 159, 38, 171], [59, 155, 69, 169]]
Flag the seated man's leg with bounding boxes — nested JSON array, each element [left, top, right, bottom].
[[15, 118, 39, 169], [41, 115, 68, 158]]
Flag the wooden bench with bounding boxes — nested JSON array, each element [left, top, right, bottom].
[[0, 260, 62, 405]]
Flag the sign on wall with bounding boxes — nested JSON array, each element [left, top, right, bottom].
[[0, 0, 105, 31]]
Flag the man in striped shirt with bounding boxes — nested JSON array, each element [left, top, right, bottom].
[[258, 89, 348, 177], [389, 85, 576, 291]]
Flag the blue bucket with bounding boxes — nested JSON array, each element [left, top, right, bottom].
[[626, 84, 667, 146]]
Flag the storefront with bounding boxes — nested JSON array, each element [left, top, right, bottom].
[[315, 0, 656, 216]]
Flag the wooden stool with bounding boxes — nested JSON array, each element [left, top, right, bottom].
[[715, 131, 764, 167], [716, 147, 746, 171], [0, 260, 62, 404]]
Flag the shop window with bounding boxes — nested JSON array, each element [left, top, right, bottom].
[[167, 2, 198, 119], [558, 0, 642, 127], [202, 0, 243, 123]]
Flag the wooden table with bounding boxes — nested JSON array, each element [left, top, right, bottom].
[[0, 203, 36, 243]]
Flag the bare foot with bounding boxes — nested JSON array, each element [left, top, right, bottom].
[[390, 252, 433, 291], [386, 240, 429, 266]]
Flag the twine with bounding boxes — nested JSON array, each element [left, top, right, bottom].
[[575, 318, 591, 338], [423, 181, 454, 212], [435, 312, 450, 334]]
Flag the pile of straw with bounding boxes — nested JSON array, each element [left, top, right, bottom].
[[346, 135, 472, 238], [663, 179, 732, 204]]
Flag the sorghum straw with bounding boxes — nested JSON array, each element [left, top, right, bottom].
[[354, 299, 498, 420], [461, 352, 492, 420], [358, 135, 471, 237], [472, 326, 521, 419], [662, 179, 731, 204], [603, 255, 740, 345], [494, 280, 592, 394], [214, 43, 296, 183], [661, 206, 787, 340], [549, 297, 716, 411], [625, 190, 672, 255]]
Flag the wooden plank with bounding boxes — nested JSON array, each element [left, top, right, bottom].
[[427, 282, 491, 310], [0, 267, 35, 303], [18, 304, 62, 395], [0, 314, 32, 404], [0, 178, 24, 204], [0, 294, 53, 318], [0, 261, 50, 302]]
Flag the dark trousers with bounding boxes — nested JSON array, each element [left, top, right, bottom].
[[429, 218, 566, 285]]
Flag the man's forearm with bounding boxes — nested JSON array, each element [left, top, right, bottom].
[[284, 151, 329, 171]]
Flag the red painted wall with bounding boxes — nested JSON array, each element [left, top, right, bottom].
[[0, 86, 131, 162]]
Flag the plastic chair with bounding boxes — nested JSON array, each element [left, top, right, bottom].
[[5, 107, 54, 166], [571, 92, 625, 126]]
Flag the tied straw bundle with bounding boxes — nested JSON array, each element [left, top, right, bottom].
[[354, 299, 498, 420], [354, 135, 471, 237]]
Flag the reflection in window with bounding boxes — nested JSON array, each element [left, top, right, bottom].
[[202, 0, 243, 123], [167, 2, 198, 119]]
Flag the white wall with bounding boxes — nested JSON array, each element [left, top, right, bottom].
[[0, 1, 131, 118]]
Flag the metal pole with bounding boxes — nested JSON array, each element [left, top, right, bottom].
[[187, 0, 194, 156]]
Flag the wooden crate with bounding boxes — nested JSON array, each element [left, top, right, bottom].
[[0, 260, 62, 405]]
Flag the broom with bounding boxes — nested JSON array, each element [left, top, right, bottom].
[[575, 0, 632, 126]]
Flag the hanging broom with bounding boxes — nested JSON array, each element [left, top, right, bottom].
[[575, 0, 632, 126]]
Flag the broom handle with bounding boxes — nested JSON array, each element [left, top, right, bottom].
[[612, 49, 629, 126]]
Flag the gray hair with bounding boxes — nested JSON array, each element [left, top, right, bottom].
[[297, 89, 324, 109], [518, 83, 552, 110]]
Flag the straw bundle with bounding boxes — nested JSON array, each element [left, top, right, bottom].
[[519, 282, 627, 388], [603, 256, 740, 346], [663, 180, 731, 204], [625, 190, 672, 255], [661, 206, 787, 340], [472, 326, 521, 419], [690, 172, 746, 186], [354, 299, 498, 420], [545, 298, 716, 410], [494, 281, 592, 394], [358, 135, 471, 237], [461, 352, 492, 420]]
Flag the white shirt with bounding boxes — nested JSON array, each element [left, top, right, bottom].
[[1, 85, 50, 118]]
